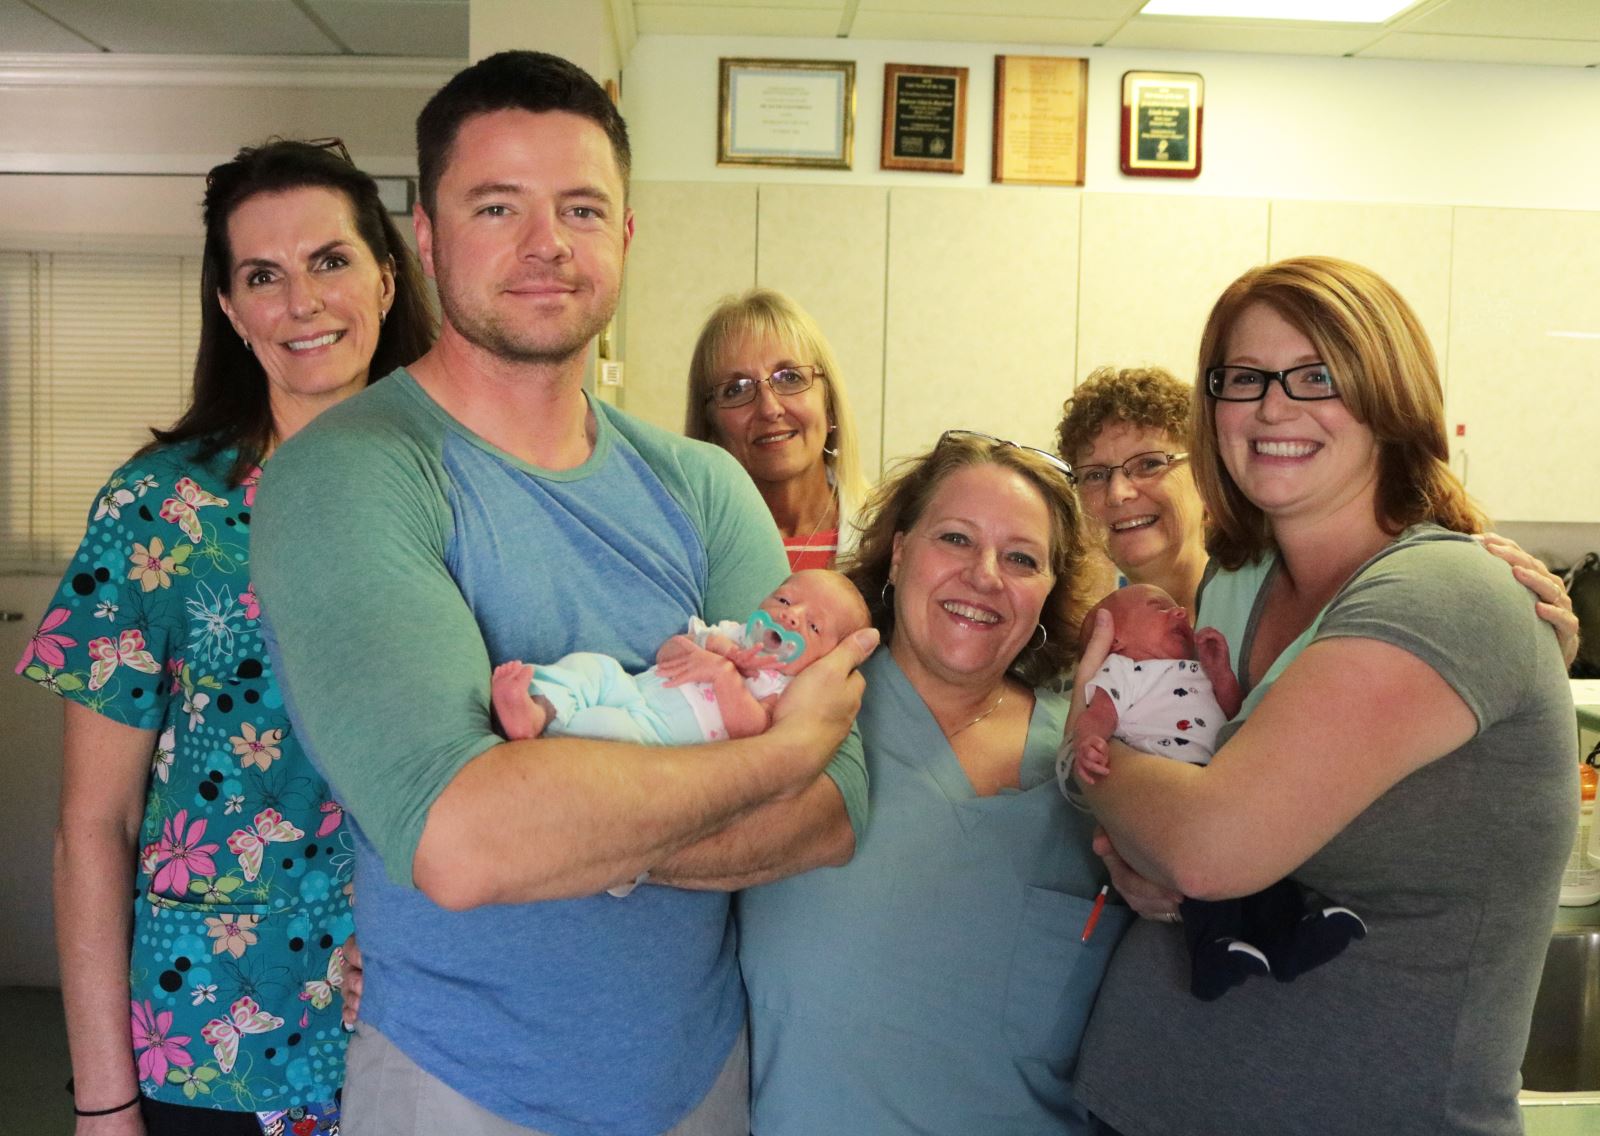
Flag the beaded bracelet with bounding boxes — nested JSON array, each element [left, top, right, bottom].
[[65, 1079, 142, 1118]]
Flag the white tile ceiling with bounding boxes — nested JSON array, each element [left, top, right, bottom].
[[0, 0, 1594, 66]]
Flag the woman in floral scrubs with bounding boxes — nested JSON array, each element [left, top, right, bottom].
[[17, 138, 432, 1136]]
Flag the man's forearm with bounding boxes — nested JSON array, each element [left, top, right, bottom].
[[412, 725, 841, 908], [650, 774, 854, 891]]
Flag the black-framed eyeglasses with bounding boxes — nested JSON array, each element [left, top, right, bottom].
[[1069, 451, 1187, 494], [937, 430, 1073, 477], [705, 365, 821, 409], [1206, 363, 1339, 402]]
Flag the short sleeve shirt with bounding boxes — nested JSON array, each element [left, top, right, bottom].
[[14, 444, 350, 1112]]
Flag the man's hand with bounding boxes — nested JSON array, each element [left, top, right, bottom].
[[765, 627, 878, 794]]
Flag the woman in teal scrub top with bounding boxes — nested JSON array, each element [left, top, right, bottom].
[[738, 430, 1133, 1135]]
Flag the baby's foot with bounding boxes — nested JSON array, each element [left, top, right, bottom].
[[1190, 938, 1271, 1001], [491, 661, 545, 740]]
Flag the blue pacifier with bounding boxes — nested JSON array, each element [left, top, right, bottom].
[[745, 609, 806, 663]]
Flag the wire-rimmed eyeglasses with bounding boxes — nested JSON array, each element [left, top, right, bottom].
[[936, 430, 1074, 477], [1206, 363, 1340, 402], [705, 365, 821, 410], [1068, 451, 1187, 495]]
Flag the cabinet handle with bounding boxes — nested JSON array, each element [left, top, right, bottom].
[[0, 611, 22, 622]]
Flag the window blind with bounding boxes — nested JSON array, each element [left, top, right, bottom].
[[0, 251, 199, 574]]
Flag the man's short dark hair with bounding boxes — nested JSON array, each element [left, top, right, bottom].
[[416, 50, 631, 217]]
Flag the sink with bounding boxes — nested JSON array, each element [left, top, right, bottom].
[[1522, 929, 1600, 1093]]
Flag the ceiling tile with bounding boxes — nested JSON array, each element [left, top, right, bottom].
[[633, 0, 841, 9], [633, 5, 842, 36], [31, 0, 338, 54], [1106, 18, 1378, 56], [0, 0, 102, 51], [306, 0, 467, 57], [1361, 32, 1600, 66], [857, 0, 1139, 16], [1404, 0, 1600, 41], [850, 12, 1121, 44]]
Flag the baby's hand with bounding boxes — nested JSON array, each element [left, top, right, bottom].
[[1073, 733, 1112, 785], [1194, 627, 1230, 675], [656, 642, 737, 688]]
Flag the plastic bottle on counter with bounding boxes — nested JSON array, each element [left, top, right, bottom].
[[1559, 756, 1599, 906], [1586, 742, 1600, 870]]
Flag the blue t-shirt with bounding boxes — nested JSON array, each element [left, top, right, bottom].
[[251, 373, 866, 1136]]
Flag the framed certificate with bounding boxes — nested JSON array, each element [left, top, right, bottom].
[[881, 63, 968, 174], [992, 55, 1088, 187], [1120, 71, 1203, 179], [718, 58, 856, 170]]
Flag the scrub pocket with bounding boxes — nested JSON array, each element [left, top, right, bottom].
[[1004, 885, 1134, 1060]]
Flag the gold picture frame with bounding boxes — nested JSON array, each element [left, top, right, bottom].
[[718, 58, 856, 170]]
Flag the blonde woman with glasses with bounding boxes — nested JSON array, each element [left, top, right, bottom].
[[685, 289, 870, 569]]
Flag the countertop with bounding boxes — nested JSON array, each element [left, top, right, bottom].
[[1574, 679, 1600, 734], [1522, 689, 1600, 1127]]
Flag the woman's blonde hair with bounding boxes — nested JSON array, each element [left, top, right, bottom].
[[1191, 256, 1485, 569], [684, 289, 870, 548], [841, 433, 1100, 687]]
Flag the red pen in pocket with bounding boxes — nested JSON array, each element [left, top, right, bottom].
[[1081, 884, 1109, 943]]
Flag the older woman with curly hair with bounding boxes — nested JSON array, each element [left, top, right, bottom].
[[1055, 365, 1208, 615]]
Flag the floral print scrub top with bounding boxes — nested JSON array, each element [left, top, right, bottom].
[[15, 443, 351, 1114]]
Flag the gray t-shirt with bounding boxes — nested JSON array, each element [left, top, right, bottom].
[[1074, 526, 1576, 1136]]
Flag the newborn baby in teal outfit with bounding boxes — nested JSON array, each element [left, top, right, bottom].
[[491, 568, 870, 746]]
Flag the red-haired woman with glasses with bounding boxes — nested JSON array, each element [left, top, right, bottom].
[[16, 138, 432, 1135], [1069, 258, 1575, 1136]]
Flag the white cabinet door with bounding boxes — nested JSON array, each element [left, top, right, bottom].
[[1076, 193, 1268, 387], [1448, 208, 1600, 523], [620, 183, 758, 432], [1269, 200, 1454, 379], [757, 185, 889, 478], [883, 187, 1079, 466]]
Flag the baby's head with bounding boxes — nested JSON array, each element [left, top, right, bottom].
[[1080, 584, 1194, 662], [749, 569, 872, 675]]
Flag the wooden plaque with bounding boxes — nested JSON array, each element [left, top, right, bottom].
[[881, 63, 968, 174], [1121, 71, 1203, 179], [992, 55, 1088, 187]]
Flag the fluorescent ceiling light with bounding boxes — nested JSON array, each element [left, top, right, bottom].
[[1140, 0, 1417, 22]]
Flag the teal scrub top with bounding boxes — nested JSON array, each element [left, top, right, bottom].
[[738, 649, 1132, 1135]]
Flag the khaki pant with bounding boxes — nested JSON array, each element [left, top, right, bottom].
[[341, 1021, 749, 1136]]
